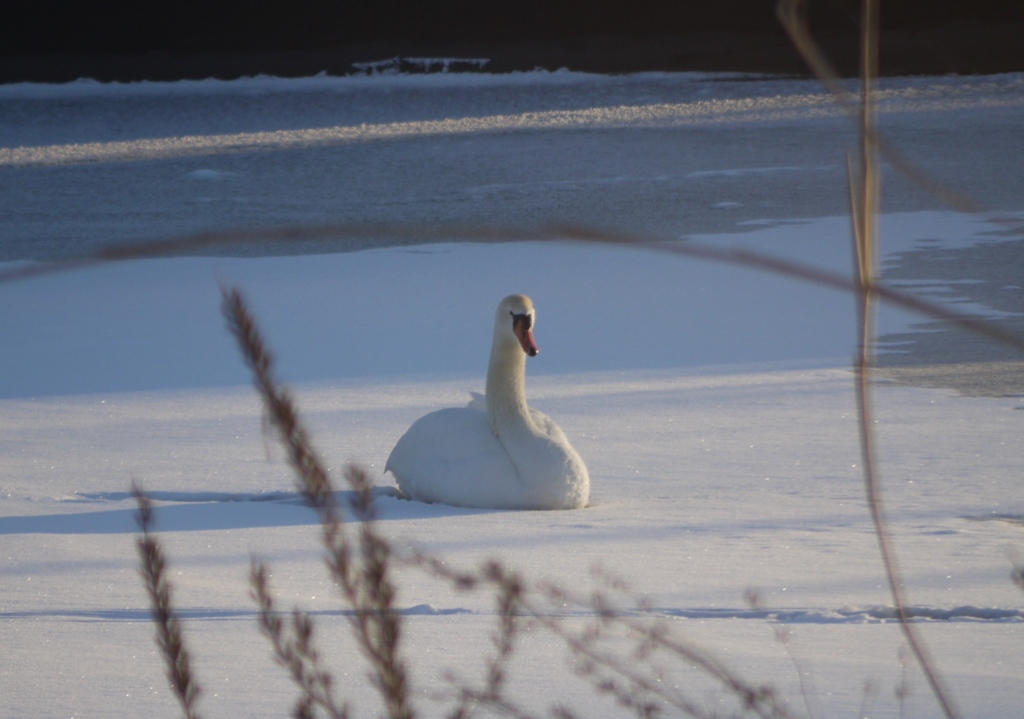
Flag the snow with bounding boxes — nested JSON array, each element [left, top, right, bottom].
[[0, 69, 1022, 718]]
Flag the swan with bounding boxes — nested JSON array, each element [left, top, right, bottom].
[[385, 294, 589, 510]]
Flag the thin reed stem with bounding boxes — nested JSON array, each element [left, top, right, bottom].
[[447, 562, 526, 719], [843, 2, 960, 717]]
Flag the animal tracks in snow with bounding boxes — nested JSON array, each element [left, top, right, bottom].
[[1, 603, 1018, 624]]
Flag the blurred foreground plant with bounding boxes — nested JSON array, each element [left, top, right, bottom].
[[133, 483, 205, 719]]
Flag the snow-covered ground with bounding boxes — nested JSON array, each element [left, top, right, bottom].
[[0, 70, 1022, 718]]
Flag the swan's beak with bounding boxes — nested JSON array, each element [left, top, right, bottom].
[[513, 315, 539, 357]]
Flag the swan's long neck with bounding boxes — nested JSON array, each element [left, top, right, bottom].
[[486, 335, 536, 438]]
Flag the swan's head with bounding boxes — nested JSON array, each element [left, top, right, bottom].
[[497, 294, 539, 357]]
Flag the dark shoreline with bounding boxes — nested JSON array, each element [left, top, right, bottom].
[[3, 22, 1024, 85]]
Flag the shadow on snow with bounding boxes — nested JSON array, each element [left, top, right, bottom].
[[0, 488, 496, 535]]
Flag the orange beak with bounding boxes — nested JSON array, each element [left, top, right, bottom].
[[513, 315, 539, 357]]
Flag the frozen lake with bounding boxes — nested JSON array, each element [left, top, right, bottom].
[[2, 71, 1024, 261], [1, 69, 1022, 719]]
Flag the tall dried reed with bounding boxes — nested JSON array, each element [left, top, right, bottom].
[[779, 0, 963, 716]]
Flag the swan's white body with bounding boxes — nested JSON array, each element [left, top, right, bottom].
[[385, 295, 589, 510]]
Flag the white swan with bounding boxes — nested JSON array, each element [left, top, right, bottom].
[[385, 294, 589, 510]]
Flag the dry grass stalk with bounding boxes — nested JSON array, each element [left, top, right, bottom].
[[132, 482, 205, 719], [222, 285, 413, 719], [416, 553, 794, 719], [343, 464, 411, 719], [745, 589, 820, 719], [221, 286, 337, 515], [446, 561, 527, 719], [250, 561, 350, 719]]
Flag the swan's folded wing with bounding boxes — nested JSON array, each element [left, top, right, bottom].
[[385, 406, 524, 507]]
